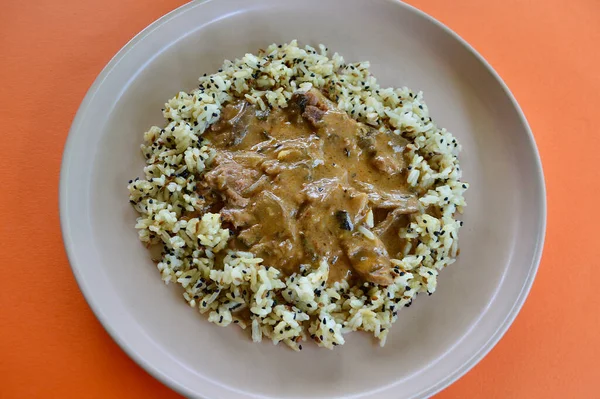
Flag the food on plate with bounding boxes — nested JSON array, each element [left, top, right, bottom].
[[128, 41, 468, 350]]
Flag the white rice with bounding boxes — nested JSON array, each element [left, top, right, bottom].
[[128, 40, 468, 351]]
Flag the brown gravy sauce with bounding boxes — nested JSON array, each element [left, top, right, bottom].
[[200, 89, 418, 285]]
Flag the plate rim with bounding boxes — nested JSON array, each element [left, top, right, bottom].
[[59, 0, 547, 398]]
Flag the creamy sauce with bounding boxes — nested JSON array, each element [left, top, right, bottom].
[[200, 89, 419, 285]]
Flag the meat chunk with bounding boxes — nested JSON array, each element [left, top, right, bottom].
[[358, 127, 405, 174], [354, 181, 420, 212], [373, 208, 410, 258], [370, 154, 401, 175], [290, 89, 327, 111], [289, 89, 335, 127], [296, 181, 343, 259], [376, 192, 420, 211], [201, 154, 258, 207], [341, 234, 394, 286], [295, 180, 371, 280], [373, 208, 407, 236], [303, 105, 325, 126], [221, 208, 254, 228], [301, 179, 369, 225], [236, 191, 302, 270]]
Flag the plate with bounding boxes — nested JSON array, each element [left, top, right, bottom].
[[60, 0, 546, 397]]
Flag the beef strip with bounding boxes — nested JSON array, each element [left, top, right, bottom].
[[358, 126, 407, 175], [236, 190, 302, 271], [303, 105, 326, 125], [373, 208, 410, 258], [201, 154, 258, 208], [353, 181, 420, 212], [341, 233, 394, 286]]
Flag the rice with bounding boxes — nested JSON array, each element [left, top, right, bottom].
[[128, 40, 468, 350]]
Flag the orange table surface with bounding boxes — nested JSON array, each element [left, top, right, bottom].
[[2, 0, 598, 397]]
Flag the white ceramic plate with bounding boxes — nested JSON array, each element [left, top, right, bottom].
[[60, 0, 546, 398]]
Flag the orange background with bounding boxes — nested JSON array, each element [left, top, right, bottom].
[[2, 0, 598, 397]]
